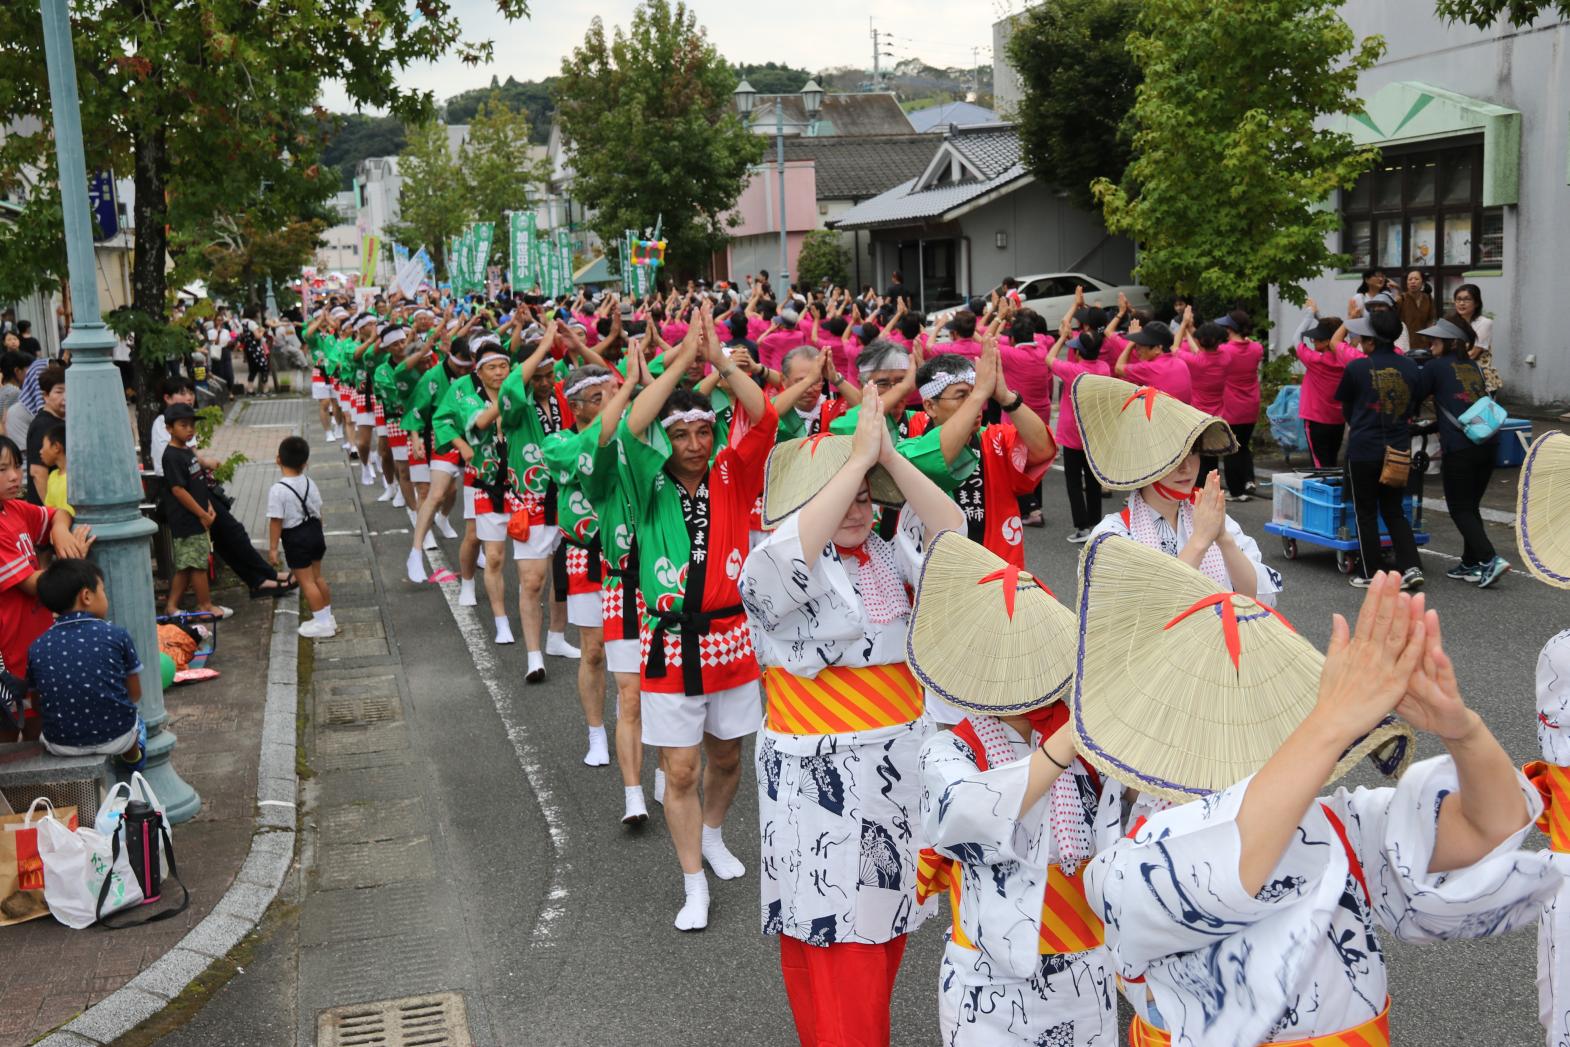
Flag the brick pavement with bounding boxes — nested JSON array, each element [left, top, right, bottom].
[[0, 399, 307, 1046]]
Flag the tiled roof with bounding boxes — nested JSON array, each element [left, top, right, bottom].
[[907, 101, 999, 133], [750, 92, 914, 137], [832, 124, 1031, 230], [781, 134, 936, 200]]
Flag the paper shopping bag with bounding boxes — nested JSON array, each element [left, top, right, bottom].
[[0, 799, 78, 925]]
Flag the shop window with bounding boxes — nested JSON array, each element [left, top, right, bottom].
[[1340, 138, 1503, 308]]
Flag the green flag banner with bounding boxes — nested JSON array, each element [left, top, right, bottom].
[[471, 222, 494, 296]]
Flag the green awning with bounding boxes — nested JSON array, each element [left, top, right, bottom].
[[573, 255, 613, 285]]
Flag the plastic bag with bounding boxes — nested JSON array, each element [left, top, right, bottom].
[[35, 803, 143, 929]]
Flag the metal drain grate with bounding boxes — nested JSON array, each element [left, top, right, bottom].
[[321, 695, 400, 725], [318, 992, 472, 1046]]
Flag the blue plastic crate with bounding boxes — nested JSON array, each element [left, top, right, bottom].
[[1496, 418, 1532, 468], [1299, 476, 1414, 540]]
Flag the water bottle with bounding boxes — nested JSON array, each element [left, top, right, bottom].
[[123, 799, 163, 904]]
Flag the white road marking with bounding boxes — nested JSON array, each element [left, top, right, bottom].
[[422, 545, 571, 946]]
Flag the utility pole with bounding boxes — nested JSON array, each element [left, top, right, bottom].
[[870, 21, 881, 91]]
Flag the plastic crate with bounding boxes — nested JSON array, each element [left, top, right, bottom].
[[1496, 419, 1532, 468], [1271, 472, 1309, 529], [1300, 476, 1415, 540]]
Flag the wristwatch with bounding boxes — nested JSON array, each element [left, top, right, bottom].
[[1001, 392, 1025, 412]]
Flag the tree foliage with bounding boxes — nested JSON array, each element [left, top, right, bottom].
[[795, 230, 848, 289], [384, 121, 469, 280], [463, 100, 549, 264], [1092, 0, 1384, 308], [1433, 0, 1570, 23], [444, 76, 556, 138], [1006, 0, 1140, 210], [322, 114, 407, 189], [735, 62, 813, 95], [555, 0, 763, 276]]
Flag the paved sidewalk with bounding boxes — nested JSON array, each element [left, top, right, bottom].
[[0, 401, 303, 1047]]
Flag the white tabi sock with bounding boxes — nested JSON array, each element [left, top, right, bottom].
[[314, 606, 334, 624], [494, 617, 515, 645], [546, 631, 580, 658], [423, 530, 438, 551], [623, 786, 648, 825], [654, 767, 666, 806], [701, 824, 745, 880], [407, 508, 419, 527], [458, 578, 477, 606], [392, 488, 406, 508], [376, 481, 396, 502], [406, 548, 427, 584], [584, 725, 609, 767], [476, 548, 488, 570], [675, 871, 709, 932], [527, 650, 545, 674], [435, 513, 459, 539]]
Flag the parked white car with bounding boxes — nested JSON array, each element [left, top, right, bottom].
[[930, 273, 1151, 328]]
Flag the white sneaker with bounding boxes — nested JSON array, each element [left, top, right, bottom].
[[584, 729, 610, 767], [435, 514, 459, 540], [458, 579, 477, 606], [546, 633, 581, 659], [406, 548, 428, 584], [422, 530, 438, 551], [298, 617, 338, 639]]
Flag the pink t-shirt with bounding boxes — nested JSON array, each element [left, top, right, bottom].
[[1295, 340, 1360, 424], [758, 328, 808, 373], [1179, 348, 1229, 416], [661, 321, 689, 345], [939, 337, 984, 361], [1220, 339, 1264, 424], [1001, 337, 1053, 421], [1122, 352, 1193, 404], [818, 333, 858, 386], [746, 316, 769, 342], [1048, 356, 1112, 450]]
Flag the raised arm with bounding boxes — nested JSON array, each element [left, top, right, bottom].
[[939, 347, 995, 468], [626, 331, 696, 439], [703, 303, 765, 424]]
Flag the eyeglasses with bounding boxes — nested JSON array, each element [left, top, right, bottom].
[[870, 378, 900, 391], [931, 390, 971, 403]]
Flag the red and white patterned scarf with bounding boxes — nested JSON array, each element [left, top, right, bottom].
[[1125, 492, 1231, 590]]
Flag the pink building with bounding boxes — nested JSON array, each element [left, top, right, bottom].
[[717, 159, 818, 285]]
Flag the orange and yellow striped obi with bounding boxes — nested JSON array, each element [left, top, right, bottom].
[[933, 860, 1104, 955], [762, 663, 923, 736], [1128, 998, 1390, 1047], [1525, 761, 1570, 852]]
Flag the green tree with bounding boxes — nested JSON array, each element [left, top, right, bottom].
[[443, 76, 557, 139], [555, 0, 764, 276], [463, 99, 548, 264], [1006, 0, 1140, 210], [323, 114, 408, 189], [1434, 0, 1570, 22], [735, 62, 812, 95], [385, 120, 470, 280], [1092, 0, 1384, 309], [794, 230, 848, 288]]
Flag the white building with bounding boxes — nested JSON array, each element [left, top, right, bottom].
[[1267, 4, 1570, 409], [315, 190, 360, 274], [354, 124, 468, 284]]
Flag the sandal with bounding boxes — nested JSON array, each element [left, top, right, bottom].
[[250, 576, 299, 598]]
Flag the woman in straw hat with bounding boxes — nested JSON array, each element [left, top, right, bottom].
[[1076, 372, 1281, 604], [1073, 534, 1559, 1047], [1515, 430, 1570, 1046], [738, 391, 963, 1047], [909, 532, 1121, 1046]]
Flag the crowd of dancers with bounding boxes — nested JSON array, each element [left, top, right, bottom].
[[297, 279, 1570, 1046]]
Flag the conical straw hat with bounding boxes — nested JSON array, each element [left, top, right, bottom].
[[907, 530, 1078, 714], [1071, 532, 1412, 802], [762, 434, 903, 528], [1517, 430, 1570, 589], [1072, 373, 1238, 491]]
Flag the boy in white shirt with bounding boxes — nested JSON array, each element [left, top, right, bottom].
[[266, 436, 333, 639]]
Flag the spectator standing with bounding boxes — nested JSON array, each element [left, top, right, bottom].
[[1290, 302, 1357, 469], [1397, 269, 1436, 351], [1218, 310, 1264, 501], [1451, 283, 1501, 394], [38, 423, 70, 517], [15, 321, 40, 359], [1334, 309, 1429, 590], [0, 435, 93, 741], [159, 403, 230, 618], [1045, 321, 1112, 543], [1419, 316, 1510, 588], [28, 558, 145, 769], [0, 351, 29, 424], [24, 366, 66, 505], [267, 436, 335, 639]]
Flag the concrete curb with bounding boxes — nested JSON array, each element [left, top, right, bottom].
[[37, 602, 301, 1047]]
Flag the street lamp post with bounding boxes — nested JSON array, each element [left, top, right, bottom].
[[734, 78, 824, 296], [39, 0, 200, 820]]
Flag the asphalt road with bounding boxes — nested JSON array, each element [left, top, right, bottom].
[[155, 460, 1563, 1047]]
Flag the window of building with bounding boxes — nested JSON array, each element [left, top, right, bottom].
[[1340, 138, 1503, 308]]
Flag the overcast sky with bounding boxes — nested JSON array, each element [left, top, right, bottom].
[[317, 0, 1007, 112]]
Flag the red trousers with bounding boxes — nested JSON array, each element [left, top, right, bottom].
[[778, 934, 908, 1047]]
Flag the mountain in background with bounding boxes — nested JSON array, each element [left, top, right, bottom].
[[320, 60, 991, 189]]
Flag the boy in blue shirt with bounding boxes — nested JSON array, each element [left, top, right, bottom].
[[27, 558, 145, 770]]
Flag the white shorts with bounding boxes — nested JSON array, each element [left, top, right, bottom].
[[409, 463, 432, 484], [476, 510, 509, 543], [311, 380, 331, 400], [431, 458, 462, 479], [355, 411, 375, 427], [375, 424, 389, 437], [567, 590, 601, 628], [463, 485, 477, 520], [606, 639, 641, 675], [641, 681, 761, 748], [391, 444, 410, 462], [512, 524, 561, 561]]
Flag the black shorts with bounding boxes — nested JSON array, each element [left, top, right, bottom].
[[280, 519, 326, 570]]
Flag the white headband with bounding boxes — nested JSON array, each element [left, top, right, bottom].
[[411, 308, 434, 321], [564, 373, 616, 400], [476, 350, 509, 368], [329, 308, 349, 320], [380, 328, 409, 349], [660, 409, 717, 429], [918, 368, 976, 400]]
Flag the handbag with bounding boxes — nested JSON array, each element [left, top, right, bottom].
[[1441, 395, 1508, 444], [1379, 445, 1411, 487], [95, 799, 188, 929], [34, 799, 143, 928]]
